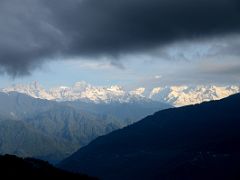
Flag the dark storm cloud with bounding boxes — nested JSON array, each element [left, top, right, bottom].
[[0, 0, 240, 75], [0, 0, 67, 76]]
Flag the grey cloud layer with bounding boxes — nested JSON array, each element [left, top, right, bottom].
[[0, 0, 240, 75]]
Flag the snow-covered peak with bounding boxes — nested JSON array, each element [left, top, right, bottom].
[[149, 87, 162, 98], [2, 81, 146, 103], [149, 85, 240, 107], [107, 85, 124, 93], [1, 81, 239, 106], [2, 81, 54, 100], [130, 88, 145, 97]]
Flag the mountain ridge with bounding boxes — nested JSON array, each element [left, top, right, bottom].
[[0, 91, 170, 163], [59, 93, 240, 180], [2, 81, 239, 106]]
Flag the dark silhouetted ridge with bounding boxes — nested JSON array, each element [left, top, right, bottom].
[[0, 154, 96, 179], [60, 93, 240, 180]]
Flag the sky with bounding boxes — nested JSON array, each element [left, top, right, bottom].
[[0, 0, 240, 89]]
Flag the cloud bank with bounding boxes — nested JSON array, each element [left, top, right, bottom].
[[0, 0, 240, 75]]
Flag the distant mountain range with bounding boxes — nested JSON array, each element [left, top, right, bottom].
[[0, 91, 170, 163], [2, 81, 239, 106], [59, 93, 240, 180]]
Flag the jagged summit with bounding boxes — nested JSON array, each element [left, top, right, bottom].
[[149, 85, 240, 106], [2, 81, 240, 106]]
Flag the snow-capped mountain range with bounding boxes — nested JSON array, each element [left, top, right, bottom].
[[1, 81, 240, 107]]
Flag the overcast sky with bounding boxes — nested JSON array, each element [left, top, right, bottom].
[[0, 0, 239, 88]]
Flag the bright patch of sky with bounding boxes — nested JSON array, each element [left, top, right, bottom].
[[0, 39, 239, 89]]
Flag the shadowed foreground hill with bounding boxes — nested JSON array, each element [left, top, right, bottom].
[[0, 154, 96, 179], [60, 93, 240, 180]]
